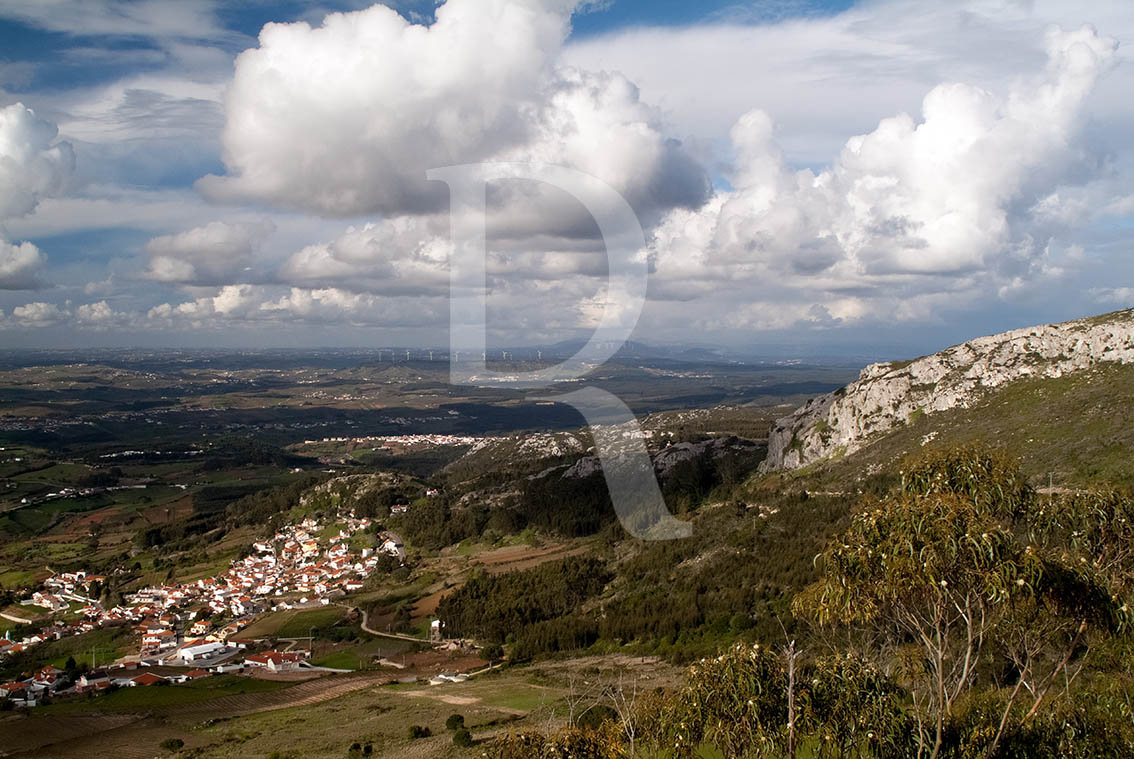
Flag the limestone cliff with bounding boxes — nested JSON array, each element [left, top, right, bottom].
[[759, 309, 1134, 472]]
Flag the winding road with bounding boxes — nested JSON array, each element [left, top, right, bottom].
[[354, 605, 437, 645]]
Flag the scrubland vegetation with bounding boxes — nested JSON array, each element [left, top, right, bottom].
[[477, 446, 1134, 758]]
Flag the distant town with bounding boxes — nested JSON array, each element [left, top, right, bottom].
[[1, 510, 410, 706]]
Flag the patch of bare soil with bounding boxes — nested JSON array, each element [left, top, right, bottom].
[[398, 649, 483, 678], [473, 543, 589, 574], [410, 588, 448, 623]]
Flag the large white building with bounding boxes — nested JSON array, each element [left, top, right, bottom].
[[179, 641, 231, 663]]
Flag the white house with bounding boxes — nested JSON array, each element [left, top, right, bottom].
[[244, 650, 307, 672]]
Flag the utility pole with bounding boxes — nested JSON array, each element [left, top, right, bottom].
[[786, 639, 797, 759]]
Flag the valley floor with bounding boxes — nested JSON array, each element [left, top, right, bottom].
[[0, 656, 682, 759]]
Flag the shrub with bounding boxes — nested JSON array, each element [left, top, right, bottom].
[[445, 713, 465, 731], [159, 737, 184, 752], [407, 725, 431, 739], [347, 742, 373, 759], [575, 704, 617, 730], [483, 731, 546, 759], [453, 728, 474, 747]]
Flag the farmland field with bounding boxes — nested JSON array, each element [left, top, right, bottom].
[[238, 606, 349, 640]]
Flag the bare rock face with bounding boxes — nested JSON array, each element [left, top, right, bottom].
[[759, 309, 1134, 472]]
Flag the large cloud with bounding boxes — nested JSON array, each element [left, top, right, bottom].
[[0, 240, 48, 290], [646, 25, 1117, 327], [197, 0, 708, 220], [143, 219, 275, 285], [279, 217, 447, 294], [9, 301, 67, 328], [143, 284, 445, 330], [0, 103, 75, 220], [0, 103, 74, 292]]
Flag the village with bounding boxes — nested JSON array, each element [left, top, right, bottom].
[[0, 510, 413, 707], [301, 434, 480, 448]]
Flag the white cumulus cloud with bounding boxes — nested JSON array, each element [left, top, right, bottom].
[[142, 283, 445, 331], [10, 301, 67, 328], [0, 103, 75, 220], [143, 219, 275, 284], [197, 0, 708, 220], [0, 239, 48, 290], [646, 24, 1117, 326], [0, 103, 74, 294]]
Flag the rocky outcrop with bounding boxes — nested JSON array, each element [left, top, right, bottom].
[[540, 435, 759, 480], [759, 309, 1134, 472]]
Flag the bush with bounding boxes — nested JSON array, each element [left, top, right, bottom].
[[407, 725, 432, 739], [159, 737, 184, 752], [483, 731, 546, 759], [544, 727, 624, 758], [446, 713, 466, 731], [575, 704, 617, 730], [453, 728, 474, 747]]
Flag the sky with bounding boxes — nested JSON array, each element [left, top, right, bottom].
[[0, 0, 1131, 357]]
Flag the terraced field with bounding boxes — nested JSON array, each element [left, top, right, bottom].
[[0, 713, 144, 757]]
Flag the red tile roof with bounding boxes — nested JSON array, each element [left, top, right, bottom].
[[131, 672, 167, 686]]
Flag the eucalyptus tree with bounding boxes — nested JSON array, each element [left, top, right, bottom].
[[668, 642, 794, 759], [794, 446, 1129, 759]]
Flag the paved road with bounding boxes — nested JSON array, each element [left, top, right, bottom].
[[354, 605, 437, 645]]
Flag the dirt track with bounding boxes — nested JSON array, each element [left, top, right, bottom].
[[163, 673, 390, 719]]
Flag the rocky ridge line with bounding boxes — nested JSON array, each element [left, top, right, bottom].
[[759, 309, 1134, 472]]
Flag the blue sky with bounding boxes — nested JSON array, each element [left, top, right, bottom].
[[0, 0, 1131, 354], [0, 1, 856, 97], [571, 0, 856, 36]]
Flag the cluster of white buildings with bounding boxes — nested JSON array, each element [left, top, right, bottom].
[[302, 433, 480, 447], [2, 511, 405, 667], [0, 646, 316, 707], [210, 514, 390, 612]]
